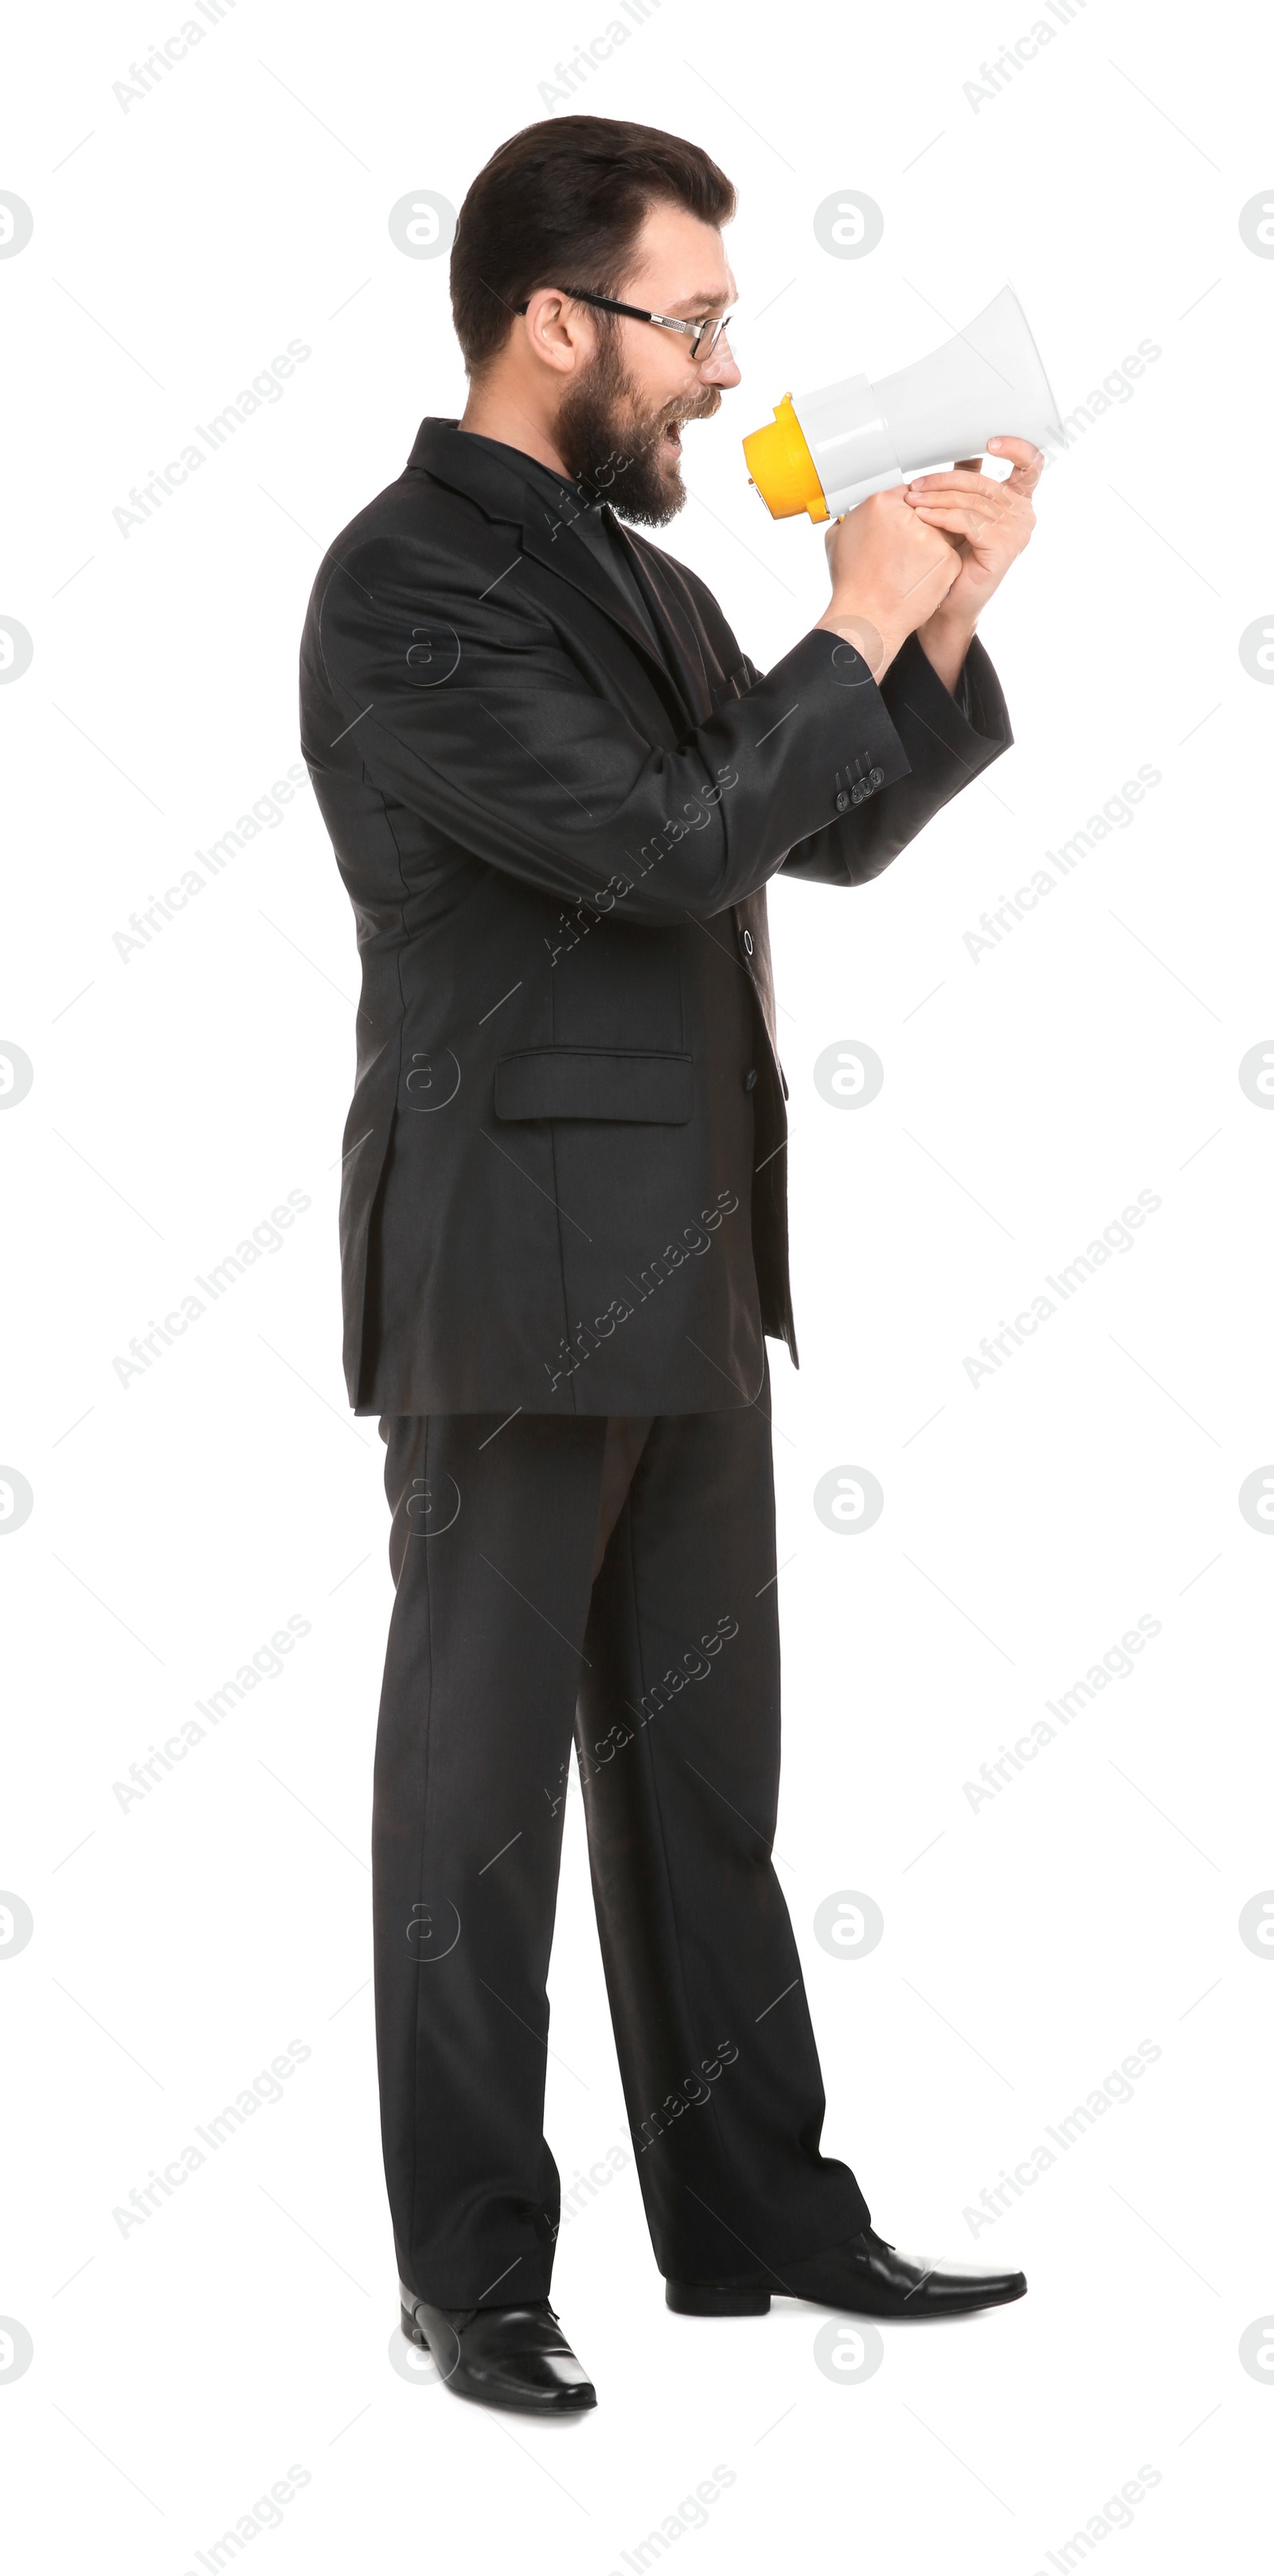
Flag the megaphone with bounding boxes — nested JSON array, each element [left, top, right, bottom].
[[742, 283, 1062, 521]]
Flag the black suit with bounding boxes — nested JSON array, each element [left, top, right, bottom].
[[299, 421, 1012, 2304], [299, 420, 1011, 1417]]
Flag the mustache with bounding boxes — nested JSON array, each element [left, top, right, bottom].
[[662, 391, 721, 427]]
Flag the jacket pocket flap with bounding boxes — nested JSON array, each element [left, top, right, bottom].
[[494, 1048, 694, 1123]]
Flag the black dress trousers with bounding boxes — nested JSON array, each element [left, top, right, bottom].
[[373, 1388, 871, 2308]]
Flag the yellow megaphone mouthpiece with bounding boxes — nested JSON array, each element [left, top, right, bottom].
[[742, 395, 828, 524]]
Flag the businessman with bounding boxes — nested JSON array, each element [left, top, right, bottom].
[[299, 115, 1040, 2413]]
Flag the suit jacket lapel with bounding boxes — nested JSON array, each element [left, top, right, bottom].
[[405, 418, 685, 697]]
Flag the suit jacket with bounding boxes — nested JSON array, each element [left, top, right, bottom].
[[298, 417, 1013, 1415]]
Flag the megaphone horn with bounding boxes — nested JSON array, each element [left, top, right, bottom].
[[743, 284, 1063, 521]]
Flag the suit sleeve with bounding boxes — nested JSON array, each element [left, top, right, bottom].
[[308, 532, 916, 928], [776, 629, 1013, 885]]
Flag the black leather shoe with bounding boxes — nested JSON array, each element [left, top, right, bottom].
[[399, 2282, 596, 2411], [667, 2227, 1026, 2320]]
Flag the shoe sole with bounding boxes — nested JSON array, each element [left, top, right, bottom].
[[400, 2305, 597, 2410], [666, 2278, 1027, 2319]]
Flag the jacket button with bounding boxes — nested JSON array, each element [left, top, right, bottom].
[[850, 779, 867, 805], [835, 790, 850, 812], [869, 766, 885, 788], [741, 927, 753, 956], [744, 1067, 758, 1092]]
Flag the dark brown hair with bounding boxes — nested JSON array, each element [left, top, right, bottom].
[[450, 115, 736, 376]]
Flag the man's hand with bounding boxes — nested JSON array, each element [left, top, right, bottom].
[[815, 484, 961, 677], [905, 435, 1041, 689]]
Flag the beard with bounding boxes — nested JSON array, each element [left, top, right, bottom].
[[553, 327, 720, 526]]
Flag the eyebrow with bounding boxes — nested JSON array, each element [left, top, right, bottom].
[[662, 288, 734, 315]]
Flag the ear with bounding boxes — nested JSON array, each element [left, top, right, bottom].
[[521, 285, 596, 377]]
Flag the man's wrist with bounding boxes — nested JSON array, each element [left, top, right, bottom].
[[815, 604, 901, 680], [915, 605, 978, 697]]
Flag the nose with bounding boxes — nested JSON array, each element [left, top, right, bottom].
[[698, 329, 741, 389]]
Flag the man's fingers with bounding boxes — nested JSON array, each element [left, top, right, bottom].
[[905, 439, 1043, 500], [906, 485, 1030, 537], [905, 486, 1017, 526], [985, 435, 1045, 493], [905, 468, 1021, 500], [910, 502, 1006, 543]]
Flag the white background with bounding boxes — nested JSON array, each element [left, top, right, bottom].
[[2, 0, 1272, 2566]]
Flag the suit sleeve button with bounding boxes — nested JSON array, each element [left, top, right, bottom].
[[869, 766, 885, 787], [835, 790, 850, 812], [744, 1067, 758, 1092]]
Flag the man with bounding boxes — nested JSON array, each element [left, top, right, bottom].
[[299, 115, 1039, 2414]]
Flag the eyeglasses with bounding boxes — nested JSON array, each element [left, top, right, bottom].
[[514, 286, 735, 361]]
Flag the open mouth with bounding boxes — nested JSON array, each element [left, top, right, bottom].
[[662, 419, 683, 455]]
